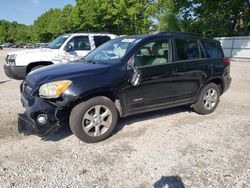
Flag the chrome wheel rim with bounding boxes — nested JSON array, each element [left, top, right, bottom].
[[82, 105, 112, 137], [203, 88, 218, 110]]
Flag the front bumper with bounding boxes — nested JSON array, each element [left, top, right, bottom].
[[18, 93, 70, 137], [4, 64, 26, 80]]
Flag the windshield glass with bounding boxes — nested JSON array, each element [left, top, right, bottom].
[[47, 35, 69, 49], [85, 38, 141, 63]]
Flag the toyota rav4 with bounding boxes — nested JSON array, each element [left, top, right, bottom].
[[18, 32, 231, 143]]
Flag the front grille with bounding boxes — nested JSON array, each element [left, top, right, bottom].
[[21, 80, 37, 106], [22, 81, 33, 96], [25, 84, 32, 95]]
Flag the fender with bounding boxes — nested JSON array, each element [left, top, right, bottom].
[[26, 61, 53, 74], [77, 87, 125, 117], [193, 76, 225, 102]]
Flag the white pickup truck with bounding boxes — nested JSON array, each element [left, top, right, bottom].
[[4, 33, 117, 80]]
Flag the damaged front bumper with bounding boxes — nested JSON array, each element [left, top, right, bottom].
[[18, 92, 71, 137]]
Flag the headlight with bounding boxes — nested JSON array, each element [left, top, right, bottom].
[[9, 54, 17, 60], [6, 54, 17, 66], [39, 80, 72, 98]]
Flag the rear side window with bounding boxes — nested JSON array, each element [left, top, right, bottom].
[[94, 36, 111, 47], [175, 39, 200, 61], [202, 41, 224, 58]]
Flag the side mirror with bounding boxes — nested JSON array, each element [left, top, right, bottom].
[[130, 69, 142, 86], [64, 43, 73, 52], [127, 55, 135, 70], [127, 55, 142, 86]]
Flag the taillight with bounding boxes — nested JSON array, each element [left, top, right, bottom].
[[223, 57, 231, 64]]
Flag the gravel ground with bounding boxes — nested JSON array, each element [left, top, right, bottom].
[[0, 48, 249, 188]]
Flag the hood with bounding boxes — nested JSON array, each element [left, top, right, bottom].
[[8, 48, 58, 65], [7, 48, 56, 56], [26, 63, 111, 85]]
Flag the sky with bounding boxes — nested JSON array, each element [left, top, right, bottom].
[[0, 0, 76, 25]]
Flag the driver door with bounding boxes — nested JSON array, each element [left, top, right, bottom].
[[62, 36, 92, 62], [124, 38, 187, 113]]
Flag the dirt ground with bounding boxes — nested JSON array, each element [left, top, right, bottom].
[[0, 48, 249, 188]]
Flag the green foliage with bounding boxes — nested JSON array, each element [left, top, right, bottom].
[[32, 8, 63, 42], [154, 0, 181, 32], [74, 0, 154, 34], [0, 0, 249, 43], [172, 0, 250, 36], [0, 20, 32, 43]]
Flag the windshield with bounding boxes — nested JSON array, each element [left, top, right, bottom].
[[85, 38, 141, 63], [47, 35, 69, 49]]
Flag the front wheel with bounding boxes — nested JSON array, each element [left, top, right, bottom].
[[69, 96, 118, 143], [193, 83, 220, 115]]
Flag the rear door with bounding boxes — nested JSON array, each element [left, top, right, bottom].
[[201, 40, 227, 78], [173, 37, 211, 99]]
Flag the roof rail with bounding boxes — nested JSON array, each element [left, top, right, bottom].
[[158, 31, 212, 38], [63, 32, 114, 35], [76, 31, 112, 34]]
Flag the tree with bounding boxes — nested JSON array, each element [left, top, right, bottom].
[[1, 0, 249, 44], [74, 0, 154, 35], [172, 0, 250, 36], [0, 20, 32, 43], [32, 8, 63, 42], [59, 4, 76, 33], [153, 0, 181, 32]]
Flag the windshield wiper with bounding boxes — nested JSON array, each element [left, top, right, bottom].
[[85, 60, 97, 64], [80, 58, 98, 64]]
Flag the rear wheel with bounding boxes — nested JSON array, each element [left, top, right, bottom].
[[193, 83, 220, 115], [69, 96, 118, 143]]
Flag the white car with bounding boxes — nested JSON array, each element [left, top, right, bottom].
[[4, 33, 117, 80]]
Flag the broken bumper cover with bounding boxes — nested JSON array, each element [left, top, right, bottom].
[[18, 113, 59, 136], [18, 95, 69, 137]]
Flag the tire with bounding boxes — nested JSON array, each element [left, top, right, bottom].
[[193, 83, 220, 115], [69, 96, 118, 143], [30, 65, 44, 72]]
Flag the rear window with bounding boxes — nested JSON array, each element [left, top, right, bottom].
[[175, 39, 200, 61], [202, 41, 224, 58], [94, 36, 111, 48]]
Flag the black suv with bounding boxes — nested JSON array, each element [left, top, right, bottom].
[[18, 32, 231, 143]]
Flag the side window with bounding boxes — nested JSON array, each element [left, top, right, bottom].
[[199, 41, 206, 58], [134, 39, 170, 67], [93, 36, 111, 48], [202, 41, 224, 58], [175, 39, 200, 61], [66, 36, 91, 51]]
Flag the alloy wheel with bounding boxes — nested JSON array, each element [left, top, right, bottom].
[[203, 88, 218, 110], [82, 105, 112, 137]]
